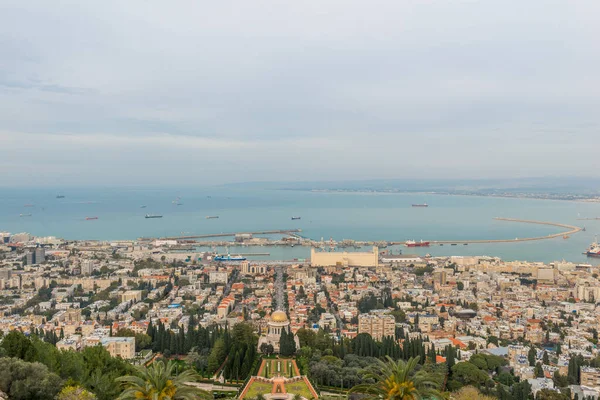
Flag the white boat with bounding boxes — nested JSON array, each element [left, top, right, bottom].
[[587, 238, 600, 258]]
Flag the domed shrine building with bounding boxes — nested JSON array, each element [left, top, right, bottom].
[[257, 310, 300, 353]]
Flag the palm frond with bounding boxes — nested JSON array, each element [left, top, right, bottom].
[[348, 356, 443, 400], [116, 360, 212, 400]]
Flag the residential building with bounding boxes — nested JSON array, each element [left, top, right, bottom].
[[358, 311, 395, 340], [35, 248, 45, 263], [241, 261, 267, 275], [581, 367, 600, 388], [0, 269, 11, 280], [81, 260, 95, 276], [100, 337, 135, 359], [318, 312, 337, 330], [210, 271, 228, 284], [26, 252, 35, 265], [56, 336, 81, 352], [119, 290, 142, 303]]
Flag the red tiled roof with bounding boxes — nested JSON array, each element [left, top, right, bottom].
[[449, 338, 467, 349]]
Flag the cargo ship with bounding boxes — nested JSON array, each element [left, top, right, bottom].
[[213, 254, 246, 262], [20, 213, 32, 217], [405, 240, 430, 247], [586, 240, 600, 258], [145, 214, 163, 219], [85, 216, 98, 220], [412, 203, 428, 207], [291, 216, 301, 220], [56, 195, 65, 199], [206, 216, 219, 219]]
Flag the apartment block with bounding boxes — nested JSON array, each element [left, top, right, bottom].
[[100, 337, 135, 359], [581, 367, 600, 388], [358, 311, 395, 340]]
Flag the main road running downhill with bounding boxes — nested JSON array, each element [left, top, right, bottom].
[[274, 266, 285, 311]]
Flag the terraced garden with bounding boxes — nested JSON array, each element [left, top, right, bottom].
[[241, 359, 317, 399], [244, 381, 273, 399], [285, 380, 314, 399], [259, 359, 299, 378]]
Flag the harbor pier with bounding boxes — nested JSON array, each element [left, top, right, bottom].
[[143, 218, 582, 249]]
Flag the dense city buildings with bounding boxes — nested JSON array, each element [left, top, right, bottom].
[[2, 229, 600, 400]]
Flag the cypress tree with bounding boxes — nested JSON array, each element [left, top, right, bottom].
[[280, 329, 287, 356], [233, 349, 242, 381], [528, 347, 536, 366], [160, 324, 168, 352], [446, 345, 455, 369], [241, 345, 252, 379], [178, 328, 185, 354], [429, 344, 437, 363], [223, 356, 231, 380], [568, 358, 576, 384], [290, 331, 296, 355], [146, 319, 153, 339], [169, 332, 176, 355], [543, 351, 549, 365]]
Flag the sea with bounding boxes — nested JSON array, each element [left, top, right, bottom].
[[1, 186, 600, 265]]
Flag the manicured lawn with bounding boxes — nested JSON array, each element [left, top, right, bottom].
[[262, 359, 296, 378], [285, 381, 314, 399], [245, 381, 273, 399]]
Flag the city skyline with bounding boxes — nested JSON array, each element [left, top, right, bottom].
[[3, 3, 600, 398], [1, 1, 600, 186]]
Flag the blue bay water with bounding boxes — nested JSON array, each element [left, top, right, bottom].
[[1, 187, 600, 264]]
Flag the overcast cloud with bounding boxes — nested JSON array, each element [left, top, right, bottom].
[[1, 0, 599, 186]]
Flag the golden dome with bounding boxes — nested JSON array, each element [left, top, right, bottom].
[[271, 310, 288, 322]]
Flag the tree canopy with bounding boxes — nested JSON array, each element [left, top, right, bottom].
[[0, 357, 62, 400]]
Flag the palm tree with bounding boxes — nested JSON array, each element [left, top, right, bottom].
[[116, 360, 212, 400], [349, 356, 443, 400]]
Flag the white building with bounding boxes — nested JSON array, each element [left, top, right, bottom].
[[209, 271, 228, 284], [527, 378, 555, 396], [81, 260, 95, 276], [100, 337, 135, 359]]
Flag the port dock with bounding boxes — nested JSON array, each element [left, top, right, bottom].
[[156, 229, 302, 240], [141, 219, 582, 249], [423, 218, 582, 245]]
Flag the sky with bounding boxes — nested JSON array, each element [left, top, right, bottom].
[[1, 1, 599, 187]]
